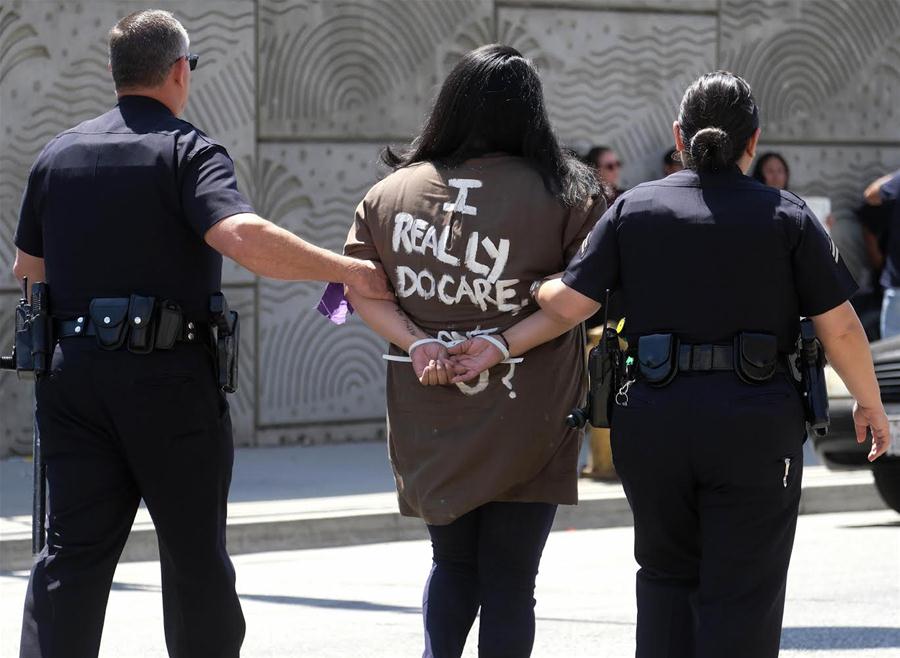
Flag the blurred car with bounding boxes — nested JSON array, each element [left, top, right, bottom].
[[811, 336, 900, 513]]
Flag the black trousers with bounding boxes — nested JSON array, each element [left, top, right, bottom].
[[19, 339, 244, 658], [611, 372, 806, 658], [423, 501, 558, 658]]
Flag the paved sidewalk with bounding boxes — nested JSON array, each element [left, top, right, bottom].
[[0, 441, 888, 571]]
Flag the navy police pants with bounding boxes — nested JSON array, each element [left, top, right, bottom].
[[612, 371, 806, 658], [19, 339, 244, 658], [423, 501, 558, 658]]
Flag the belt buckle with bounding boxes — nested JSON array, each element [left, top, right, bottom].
[[692, 344, 713, 371]]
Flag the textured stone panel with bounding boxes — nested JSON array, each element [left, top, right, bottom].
[[764, 144, 900, 291], [497, 7, 717, 187], [0, 1, 257, 288], [258, 0, 494, 139], [256, 143, 388, 426], [0, 290, 35, 457], [720, 0, 900, 142], [222, 284, 257, 446]]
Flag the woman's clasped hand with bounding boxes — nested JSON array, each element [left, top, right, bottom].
[[411, 335, 506, 385]]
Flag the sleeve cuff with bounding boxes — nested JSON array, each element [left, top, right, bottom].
[[561, 270, 606, 303]]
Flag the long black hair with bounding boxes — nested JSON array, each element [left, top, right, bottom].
[[382, 44, 599, 207], [677, 71, 759, 173], [751, 152, 790, 189]]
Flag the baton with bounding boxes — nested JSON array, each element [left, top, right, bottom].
[[32, 401, 46, 555]]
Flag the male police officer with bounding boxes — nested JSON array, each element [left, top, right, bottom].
[[12, 10, 391, 658]]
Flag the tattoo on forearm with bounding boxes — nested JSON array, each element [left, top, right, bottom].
[[395, 306, 426, 339]]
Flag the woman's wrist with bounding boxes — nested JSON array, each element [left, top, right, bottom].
[[497, 332, 510, 351]]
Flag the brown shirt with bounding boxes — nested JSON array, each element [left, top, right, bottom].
[[345, 155, 605, 525]]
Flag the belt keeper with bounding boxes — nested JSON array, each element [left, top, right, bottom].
[[693, 344, 713, 371]]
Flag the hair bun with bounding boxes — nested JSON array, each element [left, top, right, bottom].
[[689, 127, 732, 172]]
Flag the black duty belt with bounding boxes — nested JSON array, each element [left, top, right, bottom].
[[676, 344, 788, 373], [54, 317, 209, 344], [677, 344, 733, 371]]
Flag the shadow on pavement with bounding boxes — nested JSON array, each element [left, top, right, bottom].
[[237, 593, 420, 614], [781, 627, 900, 650]]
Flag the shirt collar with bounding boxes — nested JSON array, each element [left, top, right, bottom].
[[673, 165, 749, 186], [116, 95, 174, 117]]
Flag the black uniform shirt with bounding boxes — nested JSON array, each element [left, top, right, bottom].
[[563, 166, 858, 353], [878, 169, 900, 288], [14, 95, 254, 318]]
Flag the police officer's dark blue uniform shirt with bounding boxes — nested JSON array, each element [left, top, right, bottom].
[[563, 166, 858, 352], [877, 169, 900, 288], [14, 95, 254, 318]]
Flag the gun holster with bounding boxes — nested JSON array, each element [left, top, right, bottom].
[[210, 293, 239, 394], [797, 319, 829, 436]]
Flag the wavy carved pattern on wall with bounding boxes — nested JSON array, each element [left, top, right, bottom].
[[497, 8, 716, 186], [0, 7, 49, 85], [256, 143, 387, 426], [721, 0, 900, 141], [0, 291, 33, 456], [0, 1, 257, 289], [259, 0, 494, 139]]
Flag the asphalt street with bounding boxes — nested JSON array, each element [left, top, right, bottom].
[[1, 510, 897, 657]]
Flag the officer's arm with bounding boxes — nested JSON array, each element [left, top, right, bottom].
[[534, 277, 601, 327], [12, 249, 45, 299], [863, 174, 893, 206], [205, 213, 392, 300], [812, 301, 890, 460]]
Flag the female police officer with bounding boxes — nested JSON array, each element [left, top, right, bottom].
[[446, 71, 891, 658]]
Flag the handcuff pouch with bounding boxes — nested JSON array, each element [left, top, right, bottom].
[[637, 333, 678, 387], [734, 332, 777, 384], [88, 298, 129, 350]]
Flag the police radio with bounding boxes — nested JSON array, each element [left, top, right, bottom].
[[566, 289, 624, 429]]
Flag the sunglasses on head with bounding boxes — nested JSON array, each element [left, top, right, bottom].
[[173, 53, 199, 71]]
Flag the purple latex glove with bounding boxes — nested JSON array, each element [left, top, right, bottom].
[[316, 282, 354, 325]]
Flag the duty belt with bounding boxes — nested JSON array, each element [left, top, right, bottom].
[[633, 332, 791, 388], [675, 343, 788, 373], [54, 317, 208, 344]]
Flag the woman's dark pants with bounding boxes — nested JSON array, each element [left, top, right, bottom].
[[423, 501, 558, 658]]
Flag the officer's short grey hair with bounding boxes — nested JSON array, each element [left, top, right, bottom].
[[108, 10, 189, 90]]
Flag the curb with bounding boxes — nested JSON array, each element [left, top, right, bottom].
[[0, 478, 887, 573]]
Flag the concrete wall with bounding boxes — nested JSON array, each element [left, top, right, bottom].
[[1, 0, 899, 455]]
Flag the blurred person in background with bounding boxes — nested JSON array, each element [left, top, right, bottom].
[[662, 147, 684, 176], [855, 200, 891, 340], [581, 145, 627, 479], [865, 170, 900, 338], [752, 151, 790, 190], [584, 145, 627, 203]]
